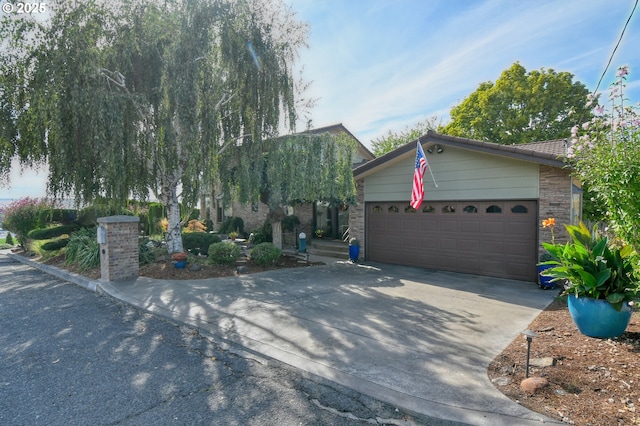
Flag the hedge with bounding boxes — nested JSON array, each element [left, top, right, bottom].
[[28, 224, 81, 240], [182, 232, 221, 255]]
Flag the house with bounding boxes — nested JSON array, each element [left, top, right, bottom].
[[206, 124, 375, 242], [349, 130, 579, 282]]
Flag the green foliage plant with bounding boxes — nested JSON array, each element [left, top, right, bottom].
[[250, 242, 281, 266], [65, 228, 100, 270], [208, 241, 240, 265], [38, 208, 78, 225], [541, 222, 638, 311], [5, 233, 14, 245], [218, 217, 245, 236], [182, 232, 221, 255], [439, 62, 591, 145], [568, 66, 640, 253], [138, 239, 156, 266], [281, 215, 300, 232], [28, 224, 81, 240], [1, 197, 52, 248], [41, 238, 70, 251], [371, 117, 440, 156]]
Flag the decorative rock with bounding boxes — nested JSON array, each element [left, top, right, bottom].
[[236, 265, 249, 274], [520, 377, 549, 394], [189, 264, 202, 272], [530, 357, 556, 367], [492, 377, 512, 386]]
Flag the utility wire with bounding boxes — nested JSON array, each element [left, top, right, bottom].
[[593, 0, 638, 94]]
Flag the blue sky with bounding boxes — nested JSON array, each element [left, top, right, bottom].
[[2, 0, 638, 200]]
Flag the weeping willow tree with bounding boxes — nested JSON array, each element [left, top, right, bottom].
[[220, 130, 357, 249], [0, 0, 307, 253]]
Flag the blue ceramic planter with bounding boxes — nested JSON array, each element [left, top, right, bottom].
[[537, 265, 556, 289], [567, 294, 632, 338], [174, 260, 187, 269]]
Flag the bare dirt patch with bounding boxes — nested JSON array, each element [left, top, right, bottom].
[[488, 296, 640, 425]]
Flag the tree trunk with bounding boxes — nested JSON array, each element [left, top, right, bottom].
[[160, 181, 184, 254], [272, 220, 282, 249]]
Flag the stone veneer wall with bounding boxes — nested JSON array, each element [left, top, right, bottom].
[[538, 165, 573, 254], [349, 179, 366, 259], [230, 201, 314, 246], [98, 215, 139, 282]]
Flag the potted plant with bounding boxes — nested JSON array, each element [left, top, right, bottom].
[[541, 222, 638, 338], [537, 252, 556, 289], [171, 251, 188, 268], [228, 231, 238, 241], [315, 229, 324, 239], [348, 237, 360, 262]]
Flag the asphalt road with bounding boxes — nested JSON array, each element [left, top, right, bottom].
[[0, 257, 430, 425]]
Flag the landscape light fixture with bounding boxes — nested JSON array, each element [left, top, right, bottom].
[[521, 329, 539, 378]]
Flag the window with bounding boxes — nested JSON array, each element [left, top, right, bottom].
[[388, 205, 399, 213], [422, 205, 435, 213], [486, 205, 502, 213], [511, 205, 528, 214], [442, 205, 456, 213], [404, 206, 416, 213], [372, 205, 382, 213], [463, 205, 478, 213]]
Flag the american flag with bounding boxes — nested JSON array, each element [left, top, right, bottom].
[[410, 141, 428, 209]]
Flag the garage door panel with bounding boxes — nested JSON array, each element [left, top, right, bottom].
[[366, 200, 537, 281]]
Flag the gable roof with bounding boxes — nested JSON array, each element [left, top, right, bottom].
[[300, 123, 375, 163], [353, 130, 567, 179]]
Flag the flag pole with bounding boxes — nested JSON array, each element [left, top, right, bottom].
[[427, 163, 438, 188]]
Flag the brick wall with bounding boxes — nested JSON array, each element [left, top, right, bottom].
[[230, 201, 314, 246], [349, 179, 366, 258], [98, 216, 139, 281], [538, 165, 573, 255]]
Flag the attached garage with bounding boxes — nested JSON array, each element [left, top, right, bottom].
[[350, 131, 580, 283], [366, 200, 537, 281]]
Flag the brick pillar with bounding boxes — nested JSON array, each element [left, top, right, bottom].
[[349, 178, 366, 259], [97, 215, 140, 281]]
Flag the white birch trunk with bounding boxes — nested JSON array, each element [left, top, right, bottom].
[[160, 182, 184, 254]]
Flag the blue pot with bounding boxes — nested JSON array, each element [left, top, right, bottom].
[[349, 245, 360, 262], [174, 260, 187, 269], [567, 294, 632, 338], [537, 264, 556, 289]]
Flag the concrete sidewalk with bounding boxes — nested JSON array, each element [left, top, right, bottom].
[[9, 253, 559, 425]]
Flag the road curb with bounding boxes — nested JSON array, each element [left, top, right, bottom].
[[8, 253, 99, 292]]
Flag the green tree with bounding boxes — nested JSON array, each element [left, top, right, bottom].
[[439, 62, 591, 145], [220, 130, 356, 249], [0, 0, 307, 253], [371, 117, 440, 156]]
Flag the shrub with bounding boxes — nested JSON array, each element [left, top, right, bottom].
[[281, 215, 300, 232], [139, 239, 156, 266], [38, 208, 78, 225], [147, 202, 166, 235], [1, 197, 53, 248], [65, 228, 100, 270], [5, 233, 14, 245], [28, 224, 81, 240], [185, 219, 206, 233], [0, 243, 12, 250], [77, 204, 128, 226], [249, 229, 271, 245], [250, 242, 281, 266], [208, 241, 240, 265], [218, 216, 245, 236], [183, 232, 221, 255], [41, 238, 70, 251]]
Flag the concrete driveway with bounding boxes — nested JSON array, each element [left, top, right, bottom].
[[97, 260, 558, 425]]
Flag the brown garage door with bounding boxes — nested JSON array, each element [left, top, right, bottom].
[[366, 200, 537, 281]]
